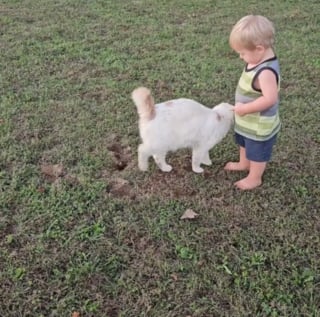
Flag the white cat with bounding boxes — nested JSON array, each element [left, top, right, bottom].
[[131, 87, 234, 173]]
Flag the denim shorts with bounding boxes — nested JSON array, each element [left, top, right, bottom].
[[235, 133, 277, 162]]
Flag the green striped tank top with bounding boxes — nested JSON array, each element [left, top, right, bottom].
[[235, 56, 281, 141]]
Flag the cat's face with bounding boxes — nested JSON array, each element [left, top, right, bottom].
[[213, 103, 234, 122]]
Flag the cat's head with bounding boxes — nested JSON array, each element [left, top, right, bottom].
[[212, 103, 234, 123]]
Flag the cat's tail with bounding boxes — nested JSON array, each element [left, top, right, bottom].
[[131, 87, 156, 121]]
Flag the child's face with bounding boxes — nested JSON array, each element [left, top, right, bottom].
[[232, 45, 265, 65]]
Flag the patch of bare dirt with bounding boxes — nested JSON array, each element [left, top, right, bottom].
[[105, 138, 231, 204], [134, 169, 198, 200], [107, 142, 132, 171], [39, 163, 80, 189], [107, 177, 135, 199]]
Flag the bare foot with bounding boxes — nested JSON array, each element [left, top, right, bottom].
[[224, 162, 249, 171], [234, 177, 262, 190]]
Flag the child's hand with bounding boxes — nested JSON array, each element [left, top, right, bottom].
[[234, 102, 248, 116]]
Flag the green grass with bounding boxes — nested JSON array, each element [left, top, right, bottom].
[[1, 0, 320, 316]]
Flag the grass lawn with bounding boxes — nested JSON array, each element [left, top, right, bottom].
[[0, 0, 320, 316]]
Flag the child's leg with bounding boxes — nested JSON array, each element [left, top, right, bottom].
[[230, 134, 276, 189], [235, 161, 266, 190], [224, 146, 250, 171]]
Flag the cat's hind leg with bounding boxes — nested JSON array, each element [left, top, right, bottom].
[[201, 150, 212, 166], [153, 152, 172, 172], [138, 144, 151, 171]]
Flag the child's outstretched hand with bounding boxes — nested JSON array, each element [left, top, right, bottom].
[[234, 102, 249, 116]]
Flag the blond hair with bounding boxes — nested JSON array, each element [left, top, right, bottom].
[[229, 15, 275, 50]]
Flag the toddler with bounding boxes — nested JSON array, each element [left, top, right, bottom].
[[224, 15, 281, 190]]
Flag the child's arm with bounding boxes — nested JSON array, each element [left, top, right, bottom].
[[234, 69, 278, 116]]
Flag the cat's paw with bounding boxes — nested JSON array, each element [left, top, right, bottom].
[[202, 159, 212, 166], [192, 166, 204, 173], [161, 164, 172, 172]]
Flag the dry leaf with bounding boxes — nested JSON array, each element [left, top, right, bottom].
[[180, 209, 199, 220]]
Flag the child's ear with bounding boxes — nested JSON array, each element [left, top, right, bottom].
[[256, 45, 265, 52]]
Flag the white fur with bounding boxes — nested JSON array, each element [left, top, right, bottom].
[[132, 87, 234, 173]]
